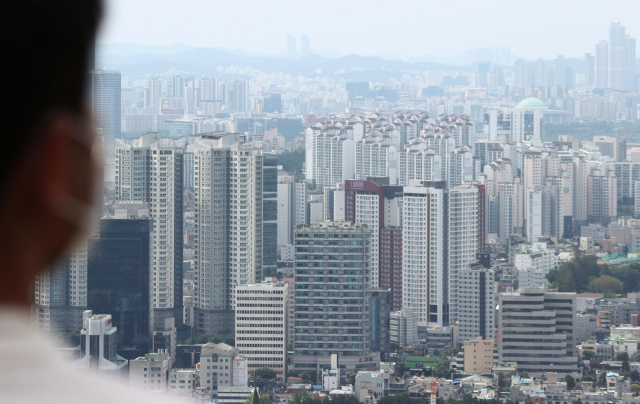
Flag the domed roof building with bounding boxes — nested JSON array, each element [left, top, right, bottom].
[[516, 97, 548, 109]]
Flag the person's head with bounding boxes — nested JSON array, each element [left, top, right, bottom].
[[1, 0, 102, 303]]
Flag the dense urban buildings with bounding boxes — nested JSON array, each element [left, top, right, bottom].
[[28, 17, 640, 403]]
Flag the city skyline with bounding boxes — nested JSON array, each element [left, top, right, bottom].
[[98, 0, 640, 61]]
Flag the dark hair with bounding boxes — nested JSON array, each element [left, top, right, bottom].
[[1, 0, 102, 188]]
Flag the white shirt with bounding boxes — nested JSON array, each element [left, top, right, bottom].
[[0, 307, 180, 404]]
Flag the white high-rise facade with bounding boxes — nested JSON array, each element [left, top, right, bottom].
[[193, 133, 264, 334], [235, 282, 288, 382], [115, 133, 184, 329], [312, 130, 355, 190], [402, 182, 478, 327]]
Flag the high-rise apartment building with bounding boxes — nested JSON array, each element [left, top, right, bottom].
[[144, 78, 162, 110], [587, 168, 617, 225], [595, 41, 610, 89], [498, 287, 578, 375], [312, 130, 355, 190], [291, 222, 380, 377], [585, 53, 595, 87], [380, 227, 403, 312], [235, 282, 288, 382], [355, 135, 398, 183], [230, 79, 249, 112], [193, 133, 264, 334], [345, 179, 402, 289], [458, 262, 495, 343], [402, 182, 478, 328], [166, 76, 185, 99], [277, 175, 295, 250], [89, 70, 121, 159], [595, 23, 636, 91], [115, 133, 184, 330]]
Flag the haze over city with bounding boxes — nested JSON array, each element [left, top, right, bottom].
[[98, 0, 640, 60], [9, 0, 640, 403]]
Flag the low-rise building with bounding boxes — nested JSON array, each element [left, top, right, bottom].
[[390, 309, 418, 348], [463, 337, 494, 374], [354, 371, 391, 400], [217, 387, 256, 404], [198, 342, 247, 401], [168, 368, 197, 396], [129, 350, 172, 392]]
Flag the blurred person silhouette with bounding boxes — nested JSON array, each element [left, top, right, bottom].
[[0, 1, 178, 403]]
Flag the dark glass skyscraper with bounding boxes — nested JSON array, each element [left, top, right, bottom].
[[262, 154, 278, 278], [88, 218, 151, 359]]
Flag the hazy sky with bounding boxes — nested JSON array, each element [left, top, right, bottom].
[[98, 0, 640, 60]]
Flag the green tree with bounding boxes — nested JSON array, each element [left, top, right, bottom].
[[582, 375, 595, 382], [599, 373, 608, 384], [288, 344, 294, 351], [572, 400, 583, 404], [348, 372, 357, 386], [546, 268, 559, 287], [224, 335, 235, 347], [435, 358, 451, 379], [589, 275, 624, 294], [287, 370, 300, 378], [565, 375, 576, 390], [172, 357, 186, 369], [617, 352, 630, 362], [329, 395, 360, 404], [397, 362, 407, 374], [390, 341, 400, 351], [557, 266, 577, 292], [210, 335, 222, 344], [582, 350, 595, 360], [278, 149, 305, 174], [632, 384, 640, 397], [245, 393, 273, 404], [631, 370, 640, 382], [256, 367, 277, 380], [433, 349, 440, 357]]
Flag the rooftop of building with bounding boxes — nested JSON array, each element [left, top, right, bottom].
[[295, 222, 370, 231], [517, 97, 548, 108]]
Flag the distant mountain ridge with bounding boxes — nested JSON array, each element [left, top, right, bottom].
[[97, 44, 473, 81]]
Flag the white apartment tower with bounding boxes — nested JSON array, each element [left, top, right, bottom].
[[312, 129, 355, 190], [193, 133, 264, 334], [235, 282, 288, 382], [402, 182, 478, 327], [355, 135, 398, 184], [115, 133, 184, 329]]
